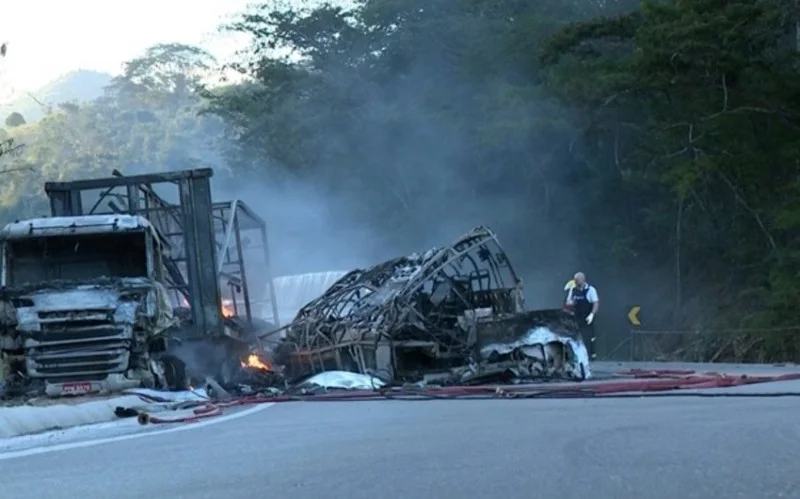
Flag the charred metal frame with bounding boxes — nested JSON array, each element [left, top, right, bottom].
[[44, 168, 279, 338], [276, 226, 590, 382], [212, 199, 280, 327], [278, 226, 528, 378]]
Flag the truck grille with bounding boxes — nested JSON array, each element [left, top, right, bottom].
[[25, 309, 132, 382]]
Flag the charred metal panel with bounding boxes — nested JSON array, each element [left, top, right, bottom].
[[47, 188, 82, 218], [473, 309, 578, 347], [178, 173, 221, 336], [44, 169, 216, 192]]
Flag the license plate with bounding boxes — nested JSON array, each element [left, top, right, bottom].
[[61, 382, 92, 395]]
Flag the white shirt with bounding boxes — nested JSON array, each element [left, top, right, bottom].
[[565, 284, 599, 305]]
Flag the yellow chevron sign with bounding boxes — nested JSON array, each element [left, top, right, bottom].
[[628, 306, 641, 326]]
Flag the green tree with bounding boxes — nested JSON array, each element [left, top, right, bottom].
[[542, 0, 800, 359], [109, 43, 218, 110], [4, 112, 25, 127]]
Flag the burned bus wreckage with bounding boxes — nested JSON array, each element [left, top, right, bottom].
[[275, 227, 592, 385]]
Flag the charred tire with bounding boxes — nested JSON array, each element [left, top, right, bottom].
[[160, 354, 190, 391]]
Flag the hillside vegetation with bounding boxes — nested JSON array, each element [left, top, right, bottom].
[[0, 69, 112, 123], [0, 44, 227, 219], [1, 0, 799, 362]]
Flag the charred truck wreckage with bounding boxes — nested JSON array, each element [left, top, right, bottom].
[[0, 168, 282, 398], [274, 227, 592, 386]]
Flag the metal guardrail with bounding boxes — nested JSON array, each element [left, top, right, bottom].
[[606, 325, 800, 362], [625, 329, 703, 362], [606, 329, 713, 362]]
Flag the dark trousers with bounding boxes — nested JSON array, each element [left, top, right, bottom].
[[577, 321, 596, 359]]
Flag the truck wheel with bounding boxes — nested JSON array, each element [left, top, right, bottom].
[[160, 354, 189, 391]]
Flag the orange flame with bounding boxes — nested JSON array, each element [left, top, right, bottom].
[[179, 297, 236, 318], [241, 353, 271, 371], [221, 299, 235, 318]]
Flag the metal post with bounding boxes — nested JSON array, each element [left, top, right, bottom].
[[46, 187, 83, 216], [260, 226, 280, 326], [217, 200, 238, 275], [629, 329, 634, 361], [126, 185, 140, 213], [179, 173, 222, 337], [233, 213, 252, 324]]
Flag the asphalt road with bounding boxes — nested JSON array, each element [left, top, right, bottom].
[[1, 389, 799, 499]]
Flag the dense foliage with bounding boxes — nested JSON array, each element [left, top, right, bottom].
[[2, 0, 800, 361], [539, 0, 800, 360], [0, 43, 228, 219]]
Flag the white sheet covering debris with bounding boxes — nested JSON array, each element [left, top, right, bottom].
[[298, 371, 385, 390]]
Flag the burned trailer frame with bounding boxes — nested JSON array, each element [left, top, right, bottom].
[[44, 169, 280, 343], [277, 226, 566, 381], [212, 199, 280, 329]]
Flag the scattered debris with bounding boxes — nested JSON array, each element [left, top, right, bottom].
[[224, 351, 286, 395], [459, 325, 591, 384]]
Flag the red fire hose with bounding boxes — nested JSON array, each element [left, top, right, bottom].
[[134, 369, 800, 425], [137, 403, 222, 425]]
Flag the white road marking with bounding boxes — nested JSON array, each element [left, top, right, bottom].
[[0, 403, 274, 461]]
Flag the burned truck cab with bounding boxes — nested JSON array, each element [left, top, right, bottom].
[[0, 214, 175, 396]]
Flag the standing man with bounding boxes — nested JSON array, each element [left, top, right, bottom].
[[564, 272, 600, 360]]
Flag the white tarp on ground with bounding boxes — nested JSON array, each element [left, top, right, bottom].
[[271, 271, 348, 322], [297, 371, 385, 390], [0, 389, 209, 439]]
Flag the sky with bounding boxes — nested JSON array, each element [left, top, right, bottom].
[[0, 0, 256, 102]]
